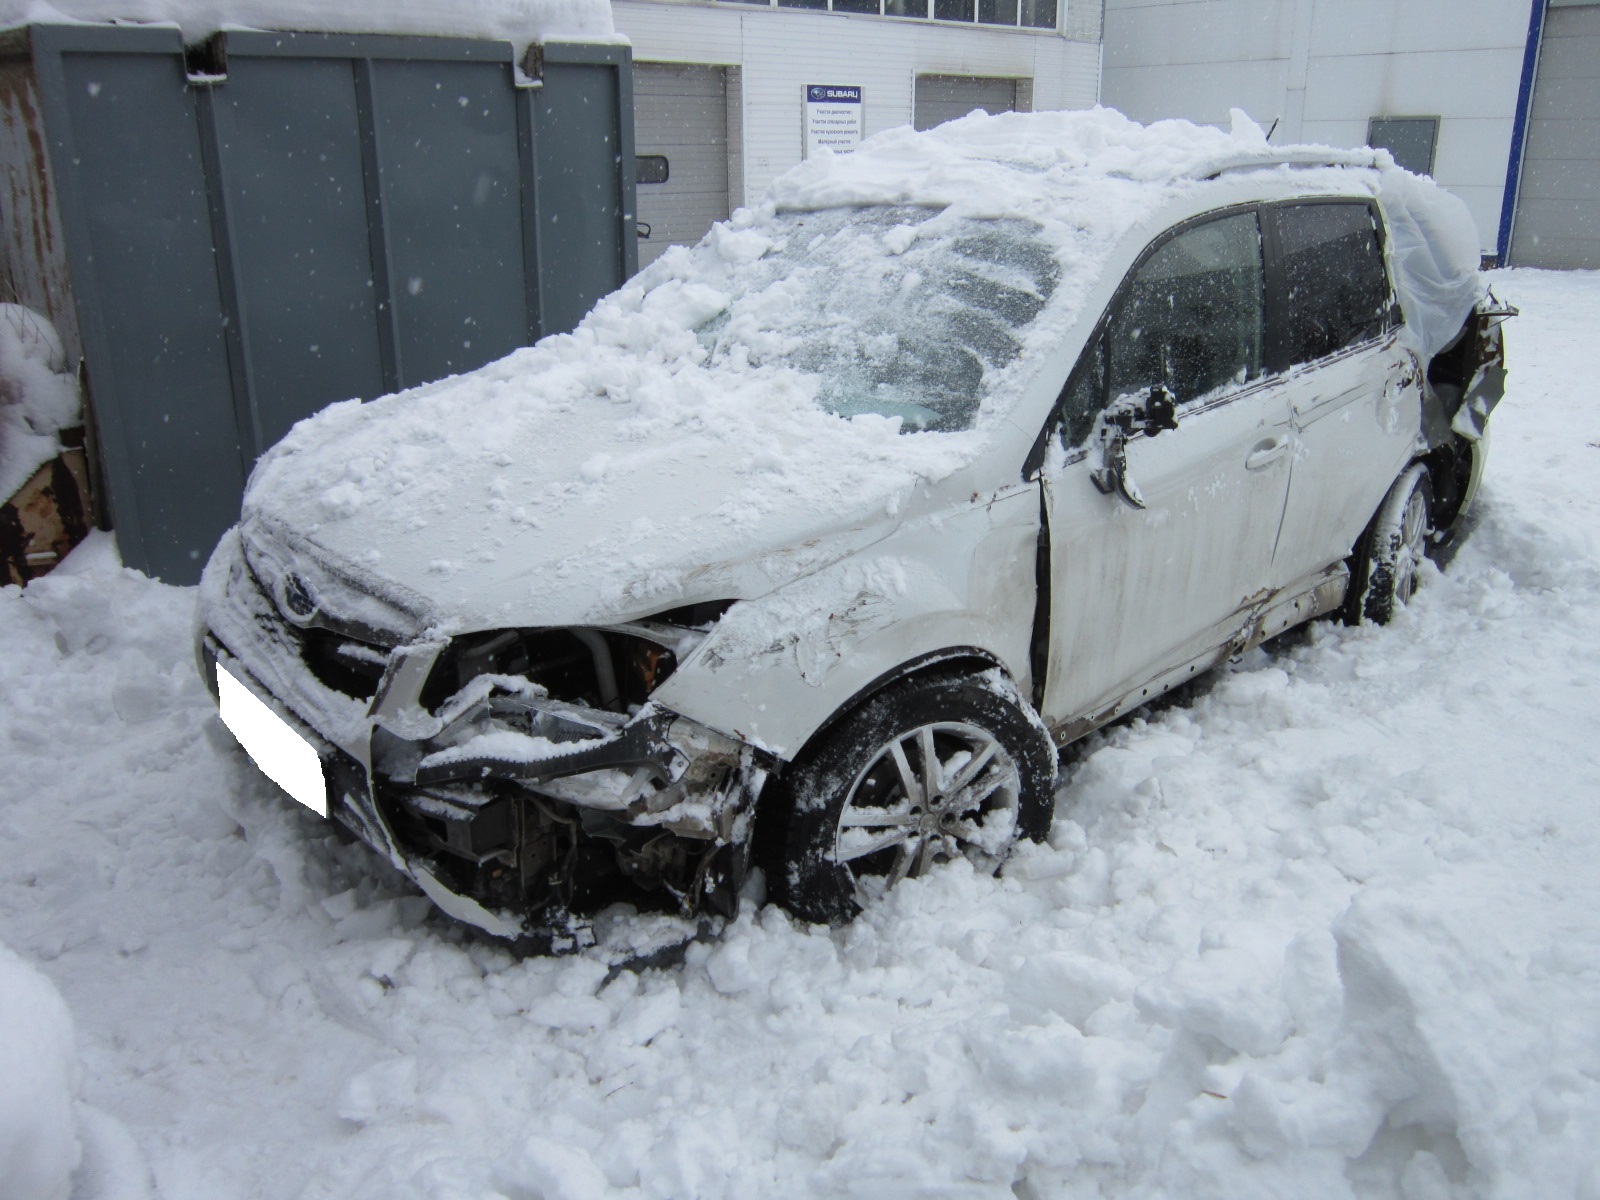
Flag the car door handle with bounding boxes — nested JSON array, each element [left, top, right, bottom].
[[1245, 437, 1288, 471]]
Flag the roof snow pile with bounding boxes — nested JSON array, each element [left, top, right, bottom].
[[240, 108, 1482, 628], [242, 109, 1240, 626], [769, 105, 1483, 361], [1375, 163, 1487, 361], [0, 0, 616, 46]]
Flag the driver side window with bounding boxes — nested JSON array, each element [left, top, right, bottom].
[[1049, 210, 1266, 454], [1109, 210, 1264, 408]]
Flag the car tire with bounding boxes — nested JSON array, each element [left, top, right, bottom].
[[1353, 463, 1433, 626], [764, 671, 1057, 926]]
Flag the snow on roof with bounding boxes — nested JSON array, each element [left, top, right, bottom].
[[1, 0, 616, 47], [771, 106, 1483, 362]]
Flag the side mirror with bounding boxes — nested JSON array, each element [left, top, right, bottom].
[[1090, 385, 1177, 510], [1142, 384, 1178, 437]]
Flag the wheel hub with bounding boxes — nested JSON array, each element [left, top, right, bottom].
[[831, 719, 1023, 903]]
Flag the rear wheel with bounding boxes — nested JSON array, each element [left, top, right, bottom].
[[1353, 464, 1433, 625], [765, 672, 1056, 925]]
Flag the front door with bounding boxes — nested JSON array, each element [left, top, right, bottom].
[[1039, 210, 1293, 726]]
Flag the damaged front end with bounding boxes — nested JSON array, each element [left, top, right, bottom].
[[199, 524, 767, 951]]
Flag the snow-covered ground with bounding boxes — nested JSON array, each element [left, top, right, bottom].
[[2, 267, 1598, 1200]]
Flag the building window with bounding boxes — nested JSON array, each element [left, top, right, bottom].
[[1367, 117, 1439, 177], [635, 155, 670, 185], [717, 0, 1057, 29]]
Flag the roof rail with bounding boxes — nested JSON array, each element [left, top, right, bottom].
[[1192, 147, 1385, 180]]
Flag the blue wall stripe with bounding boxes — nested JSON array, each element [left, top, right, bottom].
[[1499, 0, 1549, 264]]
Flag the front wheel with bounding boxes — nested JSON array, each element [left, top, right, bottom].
[[1352, 464, 1433, 625], [765, 671, 1057, 926]]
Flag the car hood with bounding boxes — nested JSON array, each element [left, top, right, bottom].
[[241, 343, 988, 634]]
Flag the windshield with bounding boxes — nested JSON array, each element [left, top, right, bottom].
[[695, 206, 1061, 433]]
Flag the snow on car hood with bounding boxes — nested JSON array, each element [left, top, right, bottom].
[[242, 327, 984, 633]]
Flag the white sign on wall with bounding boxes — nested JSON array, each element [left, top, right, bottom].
[[804, 84, 864, 158]]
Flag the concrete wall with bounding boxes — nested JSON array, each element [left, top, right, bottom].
[[1101, 0, 1532, 255], [613, 0, 1102, 202]]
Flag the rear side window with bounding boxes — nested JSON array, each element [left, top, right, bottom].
[[1272, 202, 1392, 365]]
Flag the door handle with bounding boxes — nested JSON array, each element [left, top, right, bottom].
[[1245, 437, 1288, 471]]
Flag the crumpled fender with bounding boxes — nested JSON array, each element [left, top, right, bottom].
[[650, 486, 1042, 760]]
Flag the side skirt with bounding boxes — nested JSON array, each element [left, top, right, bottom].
[[1045, 562, 1349, 747]]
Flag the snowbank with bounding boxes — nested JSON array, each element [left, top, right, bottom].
[[0, 305, 80, 506], [0, 943, 80, 1200], [0, 0, 616, 46]]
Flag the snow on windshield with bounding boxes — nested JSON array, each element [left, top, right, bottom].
[[695, 206, 1060, 433]]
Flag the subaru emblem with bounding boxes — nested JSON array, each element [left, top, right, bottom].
[[280, 572, 319, 623]]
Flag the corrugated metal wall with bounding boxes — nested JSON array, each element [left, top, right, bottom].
[[634, 62, 732, 268], [913, 74, 1023, 130], [10, 25, 635, 583], [1511, 2, 1600, 269]]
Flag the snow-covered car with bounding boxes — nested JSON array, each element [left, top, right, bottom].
[[197, 110, 1507, 947]]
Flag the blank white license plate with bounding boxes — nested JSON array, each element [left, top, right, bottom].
[[217, 664, 328, 817]]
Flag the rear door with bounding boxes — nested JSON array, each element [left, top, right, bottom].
[[1039, 209, 1294, 725], [1265, 201, 1419, 590]]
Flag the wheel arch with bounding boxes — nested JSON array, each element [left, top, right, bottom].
[[783, 645, 1014, 769], [747, 645, 1029, 877]]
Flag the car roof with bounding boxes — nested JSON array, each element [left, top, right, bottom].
[[764, 108, 1482, 365]]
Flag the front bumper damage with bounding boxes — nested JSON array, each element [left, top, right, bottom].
[[198, 528, 766, 950]]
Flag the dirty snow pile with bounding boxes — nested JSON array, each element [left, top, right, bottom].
[[0, 0, 615, 46], [1, 266, 1598, 1199], [0, 305, 81, 504]]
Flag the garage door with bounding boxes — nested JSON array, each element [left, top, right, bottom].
[[633, 63, 730, 270], [1511, 2, 1600, 269], [914, 75, 1023, 132]]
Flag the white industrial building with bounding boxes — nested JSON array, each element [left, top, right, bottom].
[[613, 0, 1103, 265], [617, 0, 1599, 270]]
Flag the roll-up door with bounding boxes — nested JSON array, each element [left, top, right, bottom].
[[913, 74, 1021, 131], [633, 63, 730, 270], [1511, 2, 1600, 269]]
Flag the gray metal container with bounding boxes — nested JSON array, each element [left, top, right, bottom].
[[0, 24, 637, 583]]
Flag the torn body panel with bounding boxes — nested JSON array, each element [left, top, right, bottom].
[[1419, 296, 1513, 540], [199, 526, 772, 945], [651, 484, 1043, 760]]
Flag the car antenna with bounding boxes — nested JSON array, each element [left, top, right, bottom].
[[1266, 116, 1281, 142]]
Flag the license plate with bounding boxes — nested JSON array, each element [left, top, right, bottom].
[[217, 664, 328, 817]]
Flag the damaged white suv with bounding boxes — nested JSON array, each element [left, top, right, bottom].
[[198, 111, 1508, 947]]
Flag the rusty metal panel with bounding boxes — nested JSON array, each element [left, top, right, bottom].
[[0, 445, 90, 585], [0, 52, 80, 365]]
